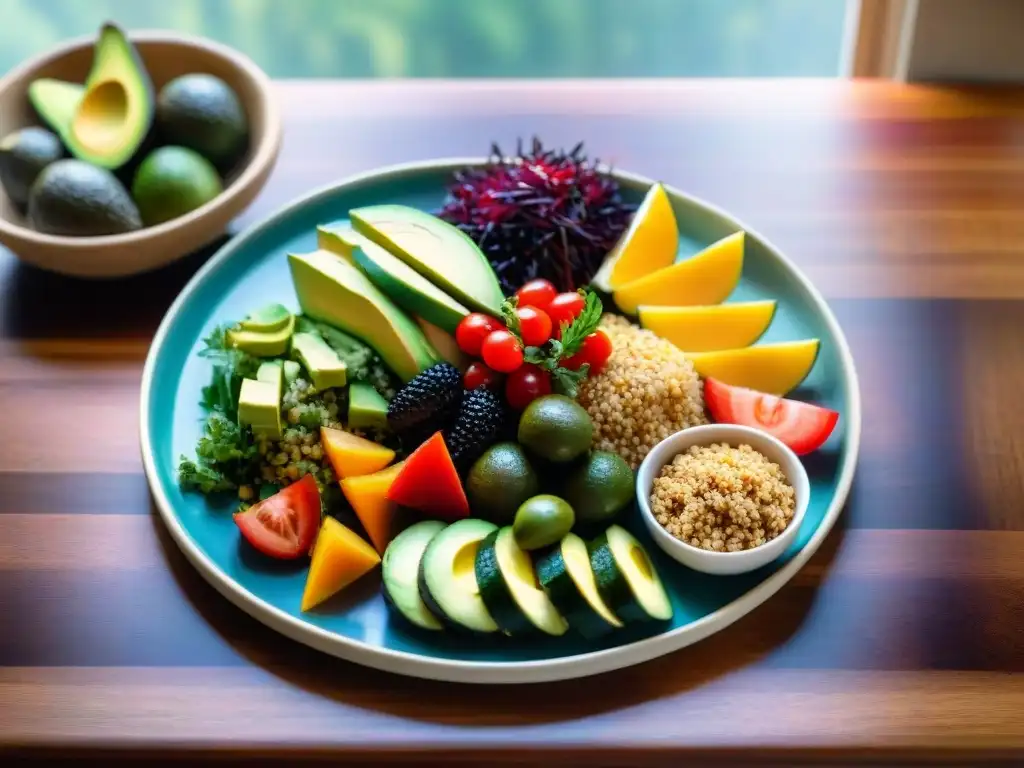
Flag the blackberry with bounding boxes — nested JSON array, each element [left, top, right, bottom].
[[445, 388, 506, 472], [387, 363, 463, 445]]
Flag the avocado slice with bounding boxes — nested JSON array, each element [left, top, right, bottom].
[[415, 316, 468, 369], [350, 205, 504, 316], [291, 331, 348, 390], [227, 313, 294, 357], [537, 533, 623, 638], [238, 361, 283, 439], [589, 525, 672, 623], [319, 222, 470, 334], [476, 526, 569, 636], [288, 249, 438, 383], [347, 381, 388, 431], [418, 518, 499, 633], [27, 159, 141, 236], [27, 79, 85, 135], [382, 520, 446, 631], [239, 303, 292, 334], [0, 127, 64, 209], [36, 23, 155, 171]]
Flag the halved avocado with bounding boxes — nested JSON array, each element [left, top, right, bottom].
[[27, 80, 85, 135], [537, 533, 622, 638], [319, 222, 470, 334], [35, 23, 155, 171], [350, 205, 504, 316], [418, 518, 499, 633], [288, 249, 438, 382], [476, 526, 568, 636], [382, 520, 446, 631], [589, 525, 672, 623]]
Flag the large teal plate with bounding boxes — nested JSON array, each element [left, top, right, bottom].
[[141, 159, 861, 684]]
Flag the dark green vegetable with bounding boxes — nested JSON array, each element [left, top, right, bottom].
[[177, 412, 258, 493]]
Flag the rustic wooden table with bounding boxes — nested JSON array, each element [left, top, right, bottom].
[[2, 79, 1024, 766]]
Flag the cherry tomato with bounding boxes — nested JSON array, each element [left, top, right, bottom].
[[547, 292, 586, 335], [515, 306, 553, 347], [233, 474, 321, 559], [505, 364, 552, 410], [480, 329, 524, 373], [515, 279, 557, 314], [455, 313, 501, 356], [704, 378, 839, 455], [563, 330, 614, 374], [463, 361, 501, 391]]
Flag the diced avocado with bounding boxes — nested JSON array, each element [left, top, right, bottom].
[[27, 159, 141, 236], [35, 23, 155, 171], [238, 362, 283, 439], [348, 381, 389, 431], [475, 526, 568, 636], [291, 331, 348, 390], [382, 520, 446, 631], [227, 313, 294, 357], [282, 360, 301, 384], [537, 533, 622, 638], [0, 127, 64, 209], [350, 205, 504, 316], [288, 248, 438, 382], [589, 525, 672, 623], [319, 222, 471, 334], [418, 518, 499, 633], [240, 303, 292, 333]]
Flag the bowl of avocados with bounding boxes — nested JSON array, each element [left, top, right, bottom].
[[0, 23, 281, 277]]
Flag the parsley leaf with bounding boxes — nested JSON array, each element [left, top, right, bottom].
[[557, 290, 603, 358], [551, 363, 590, 398]]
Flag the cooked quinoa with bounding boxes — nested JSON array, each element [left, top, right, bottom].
[[577, 314, 707, 469], [650, 443, 796, 552]]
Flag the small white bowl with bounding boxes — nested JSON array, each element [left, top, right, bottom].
[[636, 423, 810, 576]]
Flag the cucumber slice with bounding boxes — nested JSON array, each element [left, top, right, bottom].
[[589, 525, 672, 623], [382, 520, 446, 631], [476, 526, 568, 636], [418, 519, 499, 633], [537, 533, 623, 638]]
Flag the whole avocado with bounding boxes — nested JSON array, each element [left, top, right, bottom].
[[131, 146, 223, 226], [0, 127, 64, 209], [28, 159, 142, 236], [466, 442, 540, 525], [517, 394, 593, 463], [562, 450, 634, 524], [156, 74, 248, 167]]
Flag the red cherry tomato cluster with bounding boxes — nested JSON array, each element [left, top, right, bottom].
[[455, 279, 613, 410]]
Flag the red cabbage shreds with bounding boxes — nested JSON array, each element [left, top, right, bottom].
[[438, 139, 636, 295]]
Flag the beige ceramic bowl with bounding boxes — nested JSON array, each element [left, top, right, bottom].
[[0, 30, 281, 278]]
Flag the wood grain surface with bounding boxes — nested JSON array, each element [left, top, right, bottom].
[[2, 79, 1024, 766]]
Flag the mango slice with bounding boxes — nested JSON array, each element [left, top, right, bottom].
[[639, 300, 776, 352], [320, 426, 395, 479], [593, 182, 678, 292], [341, 461, 406, 554], [685, 339, 820, 396], [613, 231, 745, 315], [301, 517, 381, 612]]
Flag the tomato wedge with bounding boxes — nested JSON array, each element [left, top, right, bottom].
[[233, 474, 321, 559], [704, 377, 839, 455]]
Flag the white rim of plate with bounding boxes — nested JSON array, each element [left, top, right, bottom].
[[139, 157, 862, 684]]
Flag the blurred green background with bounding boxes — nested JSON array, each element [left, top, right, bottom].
[[1, 0, 847, 77]]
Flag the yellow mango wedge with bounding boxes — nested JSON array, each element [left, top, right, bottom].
[[639, 300, 776, 352], [341, 461, 406, 554], [613, 231, 745, 315], [592, 182, 678, 292], [320, 426, 395, 480], [301, 517, 381, 612], [685, 339, 820, 396]]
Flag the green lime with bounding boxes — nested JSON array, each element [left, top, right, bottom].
[[517, 394, 593, 463], [512, 494, 575, 551], [131, 146, 222, 226], [467, 442, 540, 525], [562, 451, 634, 524]]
